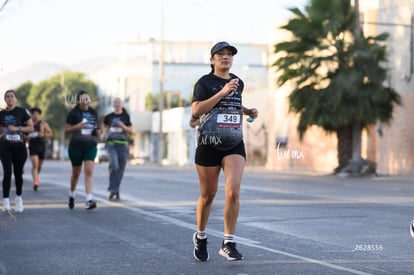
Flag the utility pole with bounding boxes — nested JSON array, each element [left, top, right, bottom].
[[0, 0, 10, 13], [60, 71, 66, 161], [157, 0, 165, 165], [352, 0, 363, 163]]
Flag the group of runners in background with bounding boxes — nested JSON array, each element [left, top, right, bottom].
[[0, 89, 132, 212]]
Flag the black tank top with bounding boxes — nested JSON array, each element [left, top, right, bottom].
[[28, 121, 45, 146]]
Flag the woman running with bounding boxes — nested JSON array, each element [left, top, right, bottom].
[[0, 90, 34, 212], [65, 90, 100, 210], [190, 42, 258, 261], [102, 97, 133, 200], [28, 107, 52, 191]]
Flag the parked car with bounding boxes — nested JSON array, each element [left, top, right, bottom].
[[95, 142, 109, 163]]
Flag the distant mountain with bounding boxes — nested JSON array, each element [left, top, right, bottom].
[[0, 57, 117, 89], [0, 62, 65, 89], [69, 57, 118, 74]]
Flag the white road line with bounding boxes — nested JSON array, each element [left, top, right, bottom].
[[50, 179, 372, 275]]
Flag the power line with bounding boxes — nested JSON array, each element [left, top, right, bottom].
[[0, 0, 9, 13], [361, 21, 412, 28]]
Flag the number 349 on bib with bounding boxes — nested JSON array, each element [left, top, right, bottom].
[[217, 114, 241, 125]]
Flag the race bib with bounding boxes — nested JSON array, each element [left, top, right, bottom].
[[5, 134, 22, 142], [216, 110, 241, 128], [81, 129, 93, 135], [28, 132, 39, 138], [109, 127, 123, 133]]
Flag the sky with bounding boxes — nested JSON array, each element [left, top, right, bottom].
[[0, 0, 308, 74]]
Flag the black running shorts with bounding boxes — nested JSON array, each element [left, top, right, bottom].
[[195, 141, 246, 167], [29, 144, 46, 160]]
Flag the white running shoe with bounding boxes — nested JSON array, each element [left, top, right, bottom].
[[410, 220, 414, 238], [2, 199, 10, 212], [15, 197, 24, 213], [219, 241, 244, 261]]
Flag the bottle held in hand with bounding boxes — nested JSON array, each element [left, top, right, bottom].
[[246, 117, 254, 123]]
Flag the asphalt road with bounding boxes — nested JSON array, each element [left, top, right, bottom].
[[1, 160, 413, 275]]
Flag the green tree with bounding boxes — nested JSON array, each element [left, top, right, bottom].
[[14, 81, 33, 110], [273, 0, 402, 173], [145, 93, 158, 111], [145, 91, 190, 111]]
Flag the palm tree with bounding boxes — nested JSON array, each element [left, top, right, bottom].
[[273, 0, 402, 174]]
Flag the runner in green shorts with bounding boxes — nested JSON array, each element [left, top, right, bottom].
[[65, 90, 100, 210]]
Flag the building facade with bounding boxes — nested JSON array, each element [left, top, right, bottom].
[[375, 0, 414, 175], [266, 0, 414, 176]]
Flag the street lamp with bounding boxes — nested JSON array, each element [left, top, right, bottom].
[[158, 0, 165, 164]]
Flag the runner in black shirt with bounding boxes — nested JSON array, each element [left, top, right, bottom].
[[102, 97, 133, 200], [28, 107, 52, 191], [190, 42, 258, 262], [0, 90, 34, 213], [65, 90, 100, 210]]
